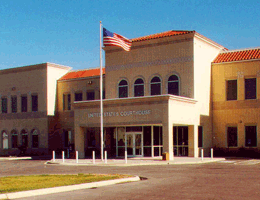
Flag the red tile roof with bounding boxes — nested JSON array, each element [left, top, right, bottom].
[[213, 48, 260, 63], [132, 30, 194, 42], [59, 68, 105, 80]]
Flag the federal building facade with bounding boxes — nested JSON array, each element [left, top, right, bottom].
[[0, 30, 260, 159]]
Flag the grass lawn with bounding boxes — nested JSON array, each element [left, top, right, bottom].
[[0, 174, 130, 194]]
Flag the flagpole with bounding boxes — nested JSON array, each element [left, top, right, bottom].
[[100, 21, 104, 161]]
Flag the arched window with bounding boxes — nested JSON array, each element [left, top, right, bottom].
[[2, 131, 8, 149], [118, 80, 128, 98], [11, 130, 18, 148], [134, 78, 144, 97], [150, 76, 161, 95], [168, 75, 179, 95], [21, 129, 28, 148], [31, 129, 39, 148]]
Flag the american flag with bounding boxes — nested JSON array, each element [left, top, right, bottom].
[[103, 28, 132, 51]]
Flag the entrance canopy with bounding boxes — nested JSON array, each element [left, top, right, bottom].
[[74, 95, 200, 159]]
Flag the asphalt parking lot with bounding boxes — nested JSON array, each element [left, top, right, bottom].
[[1, 159, 260, 200]]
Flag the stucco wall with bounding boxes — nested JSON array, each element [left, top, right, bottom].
[[47, 64, 71, 116], [105, 35, 194, 99], [57, 76, 103, 111], [212, 60, 260, 149], [0, 64, 47, 113]]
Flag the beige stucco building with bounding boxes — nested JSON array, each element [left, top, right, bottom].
[[1, 30, 260, 159], [212, 48, 260, 156], [0, 63, 71, 156], [73, 30, 225, 159]]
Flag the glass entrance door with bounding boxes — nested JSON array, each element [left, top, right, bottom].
[[125, 133, 143, 157], [174, 126, 188, 156]]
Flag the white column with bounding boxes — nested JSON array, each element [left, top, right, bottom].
[[189, 125, 199, 158], [75, 127, 85, 158], [162, 122, 174, 161]]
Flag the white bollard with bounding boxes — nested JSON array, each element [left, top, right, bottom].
[[211, 148, 214, 159], [125, 151, 127, 164], [76, 151, 78, 163], [52, 151, 55, 162], [92, 151, 95, 164], [105, 151, 107, 164], [62, 151, 65, 163], [201, 149, 204, 161]]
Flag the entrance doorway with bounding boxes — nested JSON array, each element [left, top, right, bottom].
[[125, 132, 143, 157], [174, 126, 188, 156]]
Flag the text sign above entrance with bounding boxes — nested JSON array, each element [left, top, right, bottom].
[[88, 110, 151, 118]]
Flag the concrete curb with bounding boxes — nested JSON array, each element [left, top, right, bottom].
[[45, 158, 225, 167], [0, 176, 140, 199], [0, 157, 32, 160]]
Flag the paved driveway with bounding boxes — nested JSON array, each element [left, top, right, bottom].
[[1, 159, 260, 200]]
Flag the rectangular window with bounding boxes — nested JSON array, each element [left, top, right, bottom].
[[226, 80, 237, 101], [2, 97, 7, 113], [74, 92, 83, 101], [245, 78, 256, 100], [63, 94, 71, 110], [227, 127, 238, 147], [198, 126, 203, 148], [87, 91, 95, 100], [245, 126, 257, 147], [11, 96, 17, 113], [31, 94, 38, 112], [21, 95, 27, 112]]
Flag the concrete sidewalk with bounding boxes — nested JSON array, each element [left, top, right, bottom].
[[46, 157, 225, 166]]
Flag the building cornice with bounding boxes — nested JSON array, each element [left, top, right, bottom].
[[0, 62, 72, 75], [74, 95, 197, 109]]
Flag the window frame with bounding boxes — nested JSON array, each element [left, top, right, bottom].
[[226, 79, 237, 101], [21, 129, 28, 148], [150, 76, 162, 96], [227, 126, 238, 147], [11, 129, 18, 149], [11, 95, 17, 113], [134, 78, 144, 97], [74, 92, 83, 101], [31, 94, 38, 112], [2, 131, 8, 149], [245, 125, 257, 147], [31, 129, 39, 148], [245, 78, 256, 100], [63, 93, 71, 110], [118, 79, 128, 98], [21, 95, 28, 112], [1, 97, 7, 113], [86, 90, 95, 101], [168, 75, 180, 95]]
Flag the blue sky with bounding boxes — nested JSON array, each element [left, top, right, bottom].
[[0, 0, 259, 70]]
